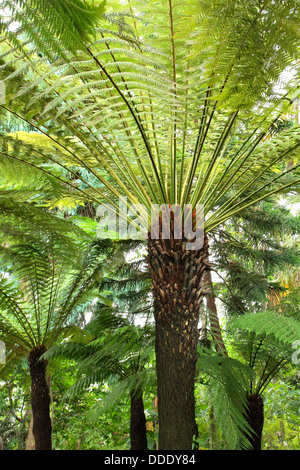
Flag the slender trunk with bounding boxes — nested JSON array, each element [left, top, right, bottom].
[[245, 394, 264, 450], [199, 304, 210, 348], [25, 410, 35, 450], [28, 345, 52, 450], [204, 268, 228, 356], [148, 230, 209, 450], [130, 389, 148, 450], [209, 406, 219, 450]]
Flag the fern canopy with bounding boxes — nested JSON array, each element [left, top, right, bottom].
[[0, 0, 299, 233], [0, 237, 130, 357]]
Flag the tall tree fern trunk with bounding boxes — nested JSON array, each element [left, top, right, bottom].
[[148, 232, 209, 450], [245, 394, 264, 450], [28, 345, 52, 450], [130, 388, 148, 450]]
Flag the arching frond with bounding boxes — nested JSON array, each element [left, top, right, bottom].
[[0, 0, 299, 231], [197, 351, 254, 449], [1, 0, 106, 58], [233, 310, 300, 349]]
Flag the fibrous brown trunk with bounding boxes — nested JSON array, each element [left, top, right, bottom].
[[130, 389, 148, 450], [245, 394, 264, 450], [148, 228, 209, 450], [28, 345, 52, 450]]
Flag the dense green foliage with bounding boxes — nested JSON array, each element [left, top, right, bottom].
[[0, 0, 299, 451]]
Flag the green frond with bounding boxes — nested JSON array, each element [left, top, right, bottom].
[[232, 311, 300, 349], [0, 196, 89, 260], [1, 0, 106, 57], [197, 351, 254, 449], [0, 274, 37, 349], [1, 0, 299, 225], [89, 367, 155, 417]]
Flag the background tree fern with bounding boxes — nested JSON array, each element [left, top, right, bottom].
[[230, 311, 300, 449], [0, 236, 129, 449], [44, 243, 154, 450]]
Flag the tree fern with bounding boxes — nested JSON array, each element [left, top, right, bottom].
[[0, 236, 129, 354], [44, 295, 155, 449], [42, 238, 154, 448]]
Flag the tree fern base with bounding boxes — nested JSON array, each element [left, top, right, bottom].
[[148, 232, 209, 449], [245, 394, 264, 450], [28, 345, 52, 451]]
